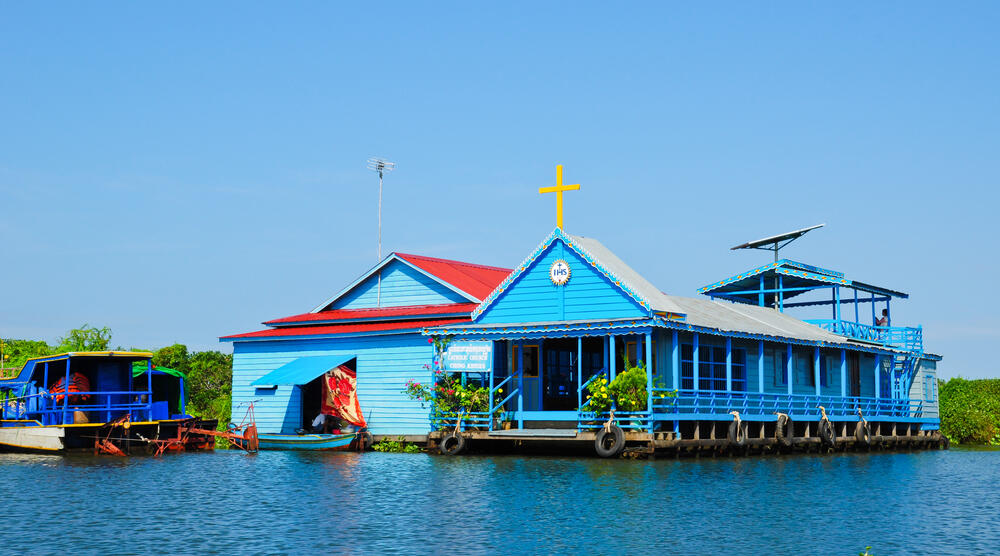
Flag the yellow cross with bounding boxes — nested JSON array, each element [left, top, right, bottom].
[[538, 165, 580, 229]]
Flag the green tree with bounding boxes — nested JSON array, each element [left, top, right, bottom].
[[939, 377, 1000, 445], [0, 338, 54, 372], [186, 350, 232, 417], [55, 324, 112, 352], [153, 344, 191, 375]]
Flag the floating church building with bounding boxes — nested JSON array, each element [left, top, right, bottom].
[[223, 167, 943, 456]]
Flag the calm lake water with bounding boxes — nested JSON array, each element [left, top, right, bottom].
[[1, 448, 997, 555]]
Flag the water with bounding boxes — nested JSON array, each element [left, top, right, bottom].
[[1, 448, 998, 555]]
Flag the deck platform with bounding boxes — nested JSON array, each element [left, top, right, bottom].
[[426, 424, 947, 457]]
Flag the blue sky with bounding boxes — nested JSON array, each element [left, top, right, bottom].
[[1, 3, 997, 378]]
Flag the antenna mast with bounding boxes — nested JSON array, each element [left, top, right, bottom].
[[366, 157, 396, 307]]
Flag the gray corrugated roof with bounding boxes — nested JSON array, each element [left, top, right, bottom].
[[565, 232, 687, 316], [665, 294, 888, 349]]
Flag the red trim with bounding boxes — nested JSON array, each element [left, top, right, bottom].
[[221, 318, 470, 340], [395, 253, 511, 301], [264, 303, 478, 326]]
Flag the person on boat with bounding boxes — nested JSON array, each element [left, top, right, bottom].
[[875, 309, 889, 327], [310, 412, 327, 433]]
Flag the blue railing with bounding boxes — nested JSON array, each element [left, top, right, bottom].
[[577, 370, 606, 411], [1, 390, 155, 426], [653, 389, 929, 420], [577, 411, 652, 431], [805, 319, 923, 351], [429, 375, 517, 432]]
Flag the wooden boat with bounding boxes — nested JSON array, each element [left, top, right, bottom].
[[257, 431, 360, 451]]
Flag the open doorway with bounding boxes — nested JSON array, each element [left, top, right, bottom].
[[300, 358, 357, 432]]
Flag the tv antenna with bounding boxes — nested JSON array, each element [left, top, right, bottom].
[[731, 223, 825, 262], [367, 157, 396, 307], [366, 157, 396, 261]]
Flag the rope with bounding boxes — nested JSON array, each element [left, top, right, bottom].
[[730, 411, 744, 443]]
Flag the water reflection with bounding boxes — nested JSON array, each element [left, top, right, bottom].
[[0, 449, 997, 553]]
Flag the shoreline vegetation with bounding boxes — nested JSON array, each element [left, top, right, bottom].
[[0, 326, 232, 442], [938, 378, 1000, 446], [3, 326, 1000, 448]]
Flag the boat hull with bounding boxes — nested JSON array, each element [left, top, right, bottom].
[[0, 424, 64, 451], [257, 432, 356, 451], [0, 419, 218, 454]]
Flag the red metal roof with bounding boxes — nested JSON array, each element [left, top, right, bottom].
[[396, 253, 511, 301], [220, 317, 470, 341], [264, 303, 478, 326]]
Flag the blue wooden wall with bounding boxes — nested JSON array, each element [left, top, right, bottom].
[[231, 334, 433, 435], [477, 239, 647, 324], [330, 259, 468, 310]]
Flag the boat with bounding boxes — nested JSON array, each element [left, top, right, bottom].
[[256, 431, 364, 451], [0, 351, 217, 454]]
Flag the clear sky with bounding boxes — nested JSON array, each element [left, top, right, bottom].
[[1, 3, 997, 378]]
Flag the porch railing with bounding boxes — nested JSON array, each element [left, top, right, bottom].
[[577, 410, 652, 431], [805, 319, 923, 352], [430, 374, 518, 432], [651, 389, 931, 420], [2, 390, 155, 426]]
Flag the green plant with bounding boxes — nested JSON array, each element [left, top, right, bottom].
[[939, 377, 1000, 445], [372, 436, 422, 453], [404, 374, 502, 426], [404, 335, 502, 427], [584, 375, 612, 412], [582, 360, 676, 413]]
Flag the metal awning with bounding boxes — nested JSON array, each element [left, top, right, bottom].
[[251, 354, 355, 386]]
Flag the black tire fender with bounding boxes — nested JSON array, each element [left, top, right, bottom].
[[594, 425, 626, 458], [728, 420, 748, 447], [855, 421, 872, 446], [776, 414, 794, 447], [439, 432, 466, 456], [356, 431, 374, 452], [819, 418, 837, 446]]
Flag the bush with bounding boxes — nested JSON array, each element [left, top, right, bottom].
[[583, 361, 675, 413], [939, 378, 1000, 445], [404, 373, 501, 426], [372, 436, 422, 453]]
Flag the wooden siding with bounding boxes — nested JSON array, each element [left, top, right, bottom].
[[331, 259, 468, 310], [910, 359, 939, 418], [231, 334, 433, 435], [477, 239, 647, 324]]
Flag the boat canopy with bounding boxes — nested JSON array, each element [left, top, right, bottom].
[[131, 361, 186, 379], [251, 354, 356, 387]]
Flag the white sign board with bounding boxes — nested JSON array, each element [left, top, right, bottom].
[[444, 341, 493, 373]]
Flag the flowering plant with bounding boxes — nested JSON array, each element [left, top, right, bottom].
[[583, 360, 676, 413], [403, 373, 504, 427]]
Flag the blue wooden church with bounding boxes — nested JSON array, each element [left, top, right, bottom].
[[223, 166, 942, 455]]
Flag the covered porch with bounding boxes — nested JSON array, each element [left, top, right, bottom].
[[426, 317, 938, 437]]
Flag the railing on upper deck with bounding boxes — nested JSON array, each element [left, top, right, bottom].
[[651, 389, 935, 420], [805, 319, 923, 352]]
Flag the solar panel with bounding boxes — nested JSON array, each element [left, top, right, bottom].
[[730, 223, 825, 251]]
